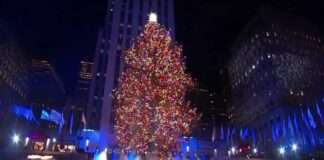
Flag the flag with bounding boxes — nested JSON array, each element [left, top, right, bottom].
[[41, 109, 50, 121], [220, 125, 224, 140], [240, 128, 244, 140], [50, 109, 62, 124], [272, 123, 276, 141], [301, 108, 310, 130], [282, 118, 286, 137], [58, 113, 64, 134], [82, 112, 87, 129], [316, 102, 324, 125], [212, 126, 216, 142], [231, 127, 236, 136], [310, 131, 316, 147], [294, 112, 299, 137], [227, 126, 230, 142], [307, 108, 316, 128], [301, 131, 307, 146], [231, 127, 236, 145], [288, 115, 294, 138], [69, 111, 73, 134], [28, 107, 39, 125], [275, 122, 280, 140], [252, 128, 256, 145], [12, 105, 38, 124], [244, 128, 249, 139]]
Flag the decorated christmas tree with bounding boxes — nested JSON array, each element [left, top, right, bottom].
[[114, 13, 199, 154]]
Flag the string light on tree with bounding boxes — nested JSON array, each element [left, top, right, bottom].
[[114, 13, 199, 155]]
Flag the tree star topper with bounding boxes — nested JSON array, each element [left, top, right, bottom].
[[149, 12, 157, 22]]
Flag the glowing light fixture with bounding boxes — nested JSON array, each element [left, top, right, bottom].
[[253, 148, 257, 153], [86, 139, 90, 147], [46, 138, 50, 149], [25, 137, 29, 146], [292, 143, 297, 151], [279, 147, 285, 155], [231, 147, 235, 153], [13, 134, 20, 144]]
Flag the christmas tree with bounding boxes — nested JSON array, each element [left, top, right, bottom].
[[114, 13, 199, 154]]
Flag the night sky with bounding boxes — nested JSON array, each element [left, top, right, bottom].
[[0, 0, 324, 96]]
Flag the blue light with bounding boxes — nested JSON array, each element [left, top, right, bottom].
[[127, 151, 135, 160]]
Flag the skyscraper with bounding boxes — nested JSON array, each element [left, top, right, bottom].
[[76, 60, 93, 110], [87, 0, 175, 148], [228, 8, 324, 152], [70, 60, 93, 132], [0, 23, 30, 145]]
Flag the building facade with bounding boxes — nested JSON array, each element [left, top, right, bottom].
[[0, 23, 31, 145], [76, 60, 93, 110], [228, 8, 324, 156], [87, 0, 175, 148]]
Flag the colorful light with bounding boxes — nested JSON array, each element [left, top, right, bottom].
[[114, 15, 199, 154]]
